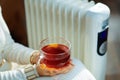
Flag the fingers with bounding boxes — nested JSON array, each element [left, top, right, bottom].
[[36, 62, 74, 76], [30, 51, 40, 64], [58, 63, 74, 74], [36, 64, 57, 76]]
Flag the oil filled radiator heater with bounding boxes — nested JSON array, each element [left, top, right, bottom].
[[24, 0, 110, 80]]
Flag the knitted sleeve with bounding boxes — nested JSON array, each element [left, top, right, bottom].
[[0, 68, 27, 80], [0, 65, 39, 80], [2, 42, 35, 64]]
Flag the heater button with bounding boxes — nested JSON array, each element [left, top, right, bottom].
[[99, 41, 107, 55]]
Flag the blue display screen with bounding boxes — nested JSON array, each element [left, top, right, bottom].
[[99, 28, 108, 39], [97, 28, 108, 56]]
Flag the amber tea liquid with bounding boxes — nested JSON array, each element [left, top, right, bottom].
[[40, 43, 70, 68]]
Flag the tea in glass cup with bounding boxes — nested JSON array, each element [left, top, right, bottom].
[[39, 37, 71, 68]]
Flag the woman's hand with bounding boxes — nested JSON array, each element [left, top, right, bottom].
[[30, 51, 74, 76], [30, 51, 40, 64], [36, 61, 74, 76]]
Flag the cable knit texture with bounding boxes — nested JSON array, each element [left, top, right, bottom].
[[3, 42, 34, 64], [0, 69, 27, 80]]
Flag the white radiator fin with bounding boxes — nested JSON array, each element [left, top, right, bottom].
[[24, 0, 95, 61]]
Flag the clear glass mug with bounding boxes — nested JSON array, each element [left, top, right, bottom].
[[39, 37, 71, 68]]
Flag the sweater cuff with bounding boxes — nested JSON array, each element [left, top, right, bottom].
[[24, 65, 39, 80]]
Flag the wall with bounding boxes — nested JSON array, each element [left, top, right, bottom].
[[0, 0, 27, 46]]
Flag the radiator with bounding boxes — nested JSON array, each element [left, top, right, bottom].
[[24, 0, 95, 60], [24, 0, 110, 80]]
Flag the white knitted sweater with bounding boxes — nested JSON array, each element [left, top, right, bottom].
[[0, 6, 37, 80]]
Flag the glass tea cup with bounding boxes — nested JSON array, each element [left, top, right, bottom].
[[39, 37, 71, 68]]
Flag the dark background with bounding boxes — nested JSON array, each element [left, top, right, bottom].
[[0, 0, 120, 80], [0, 0, 27, 45]]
